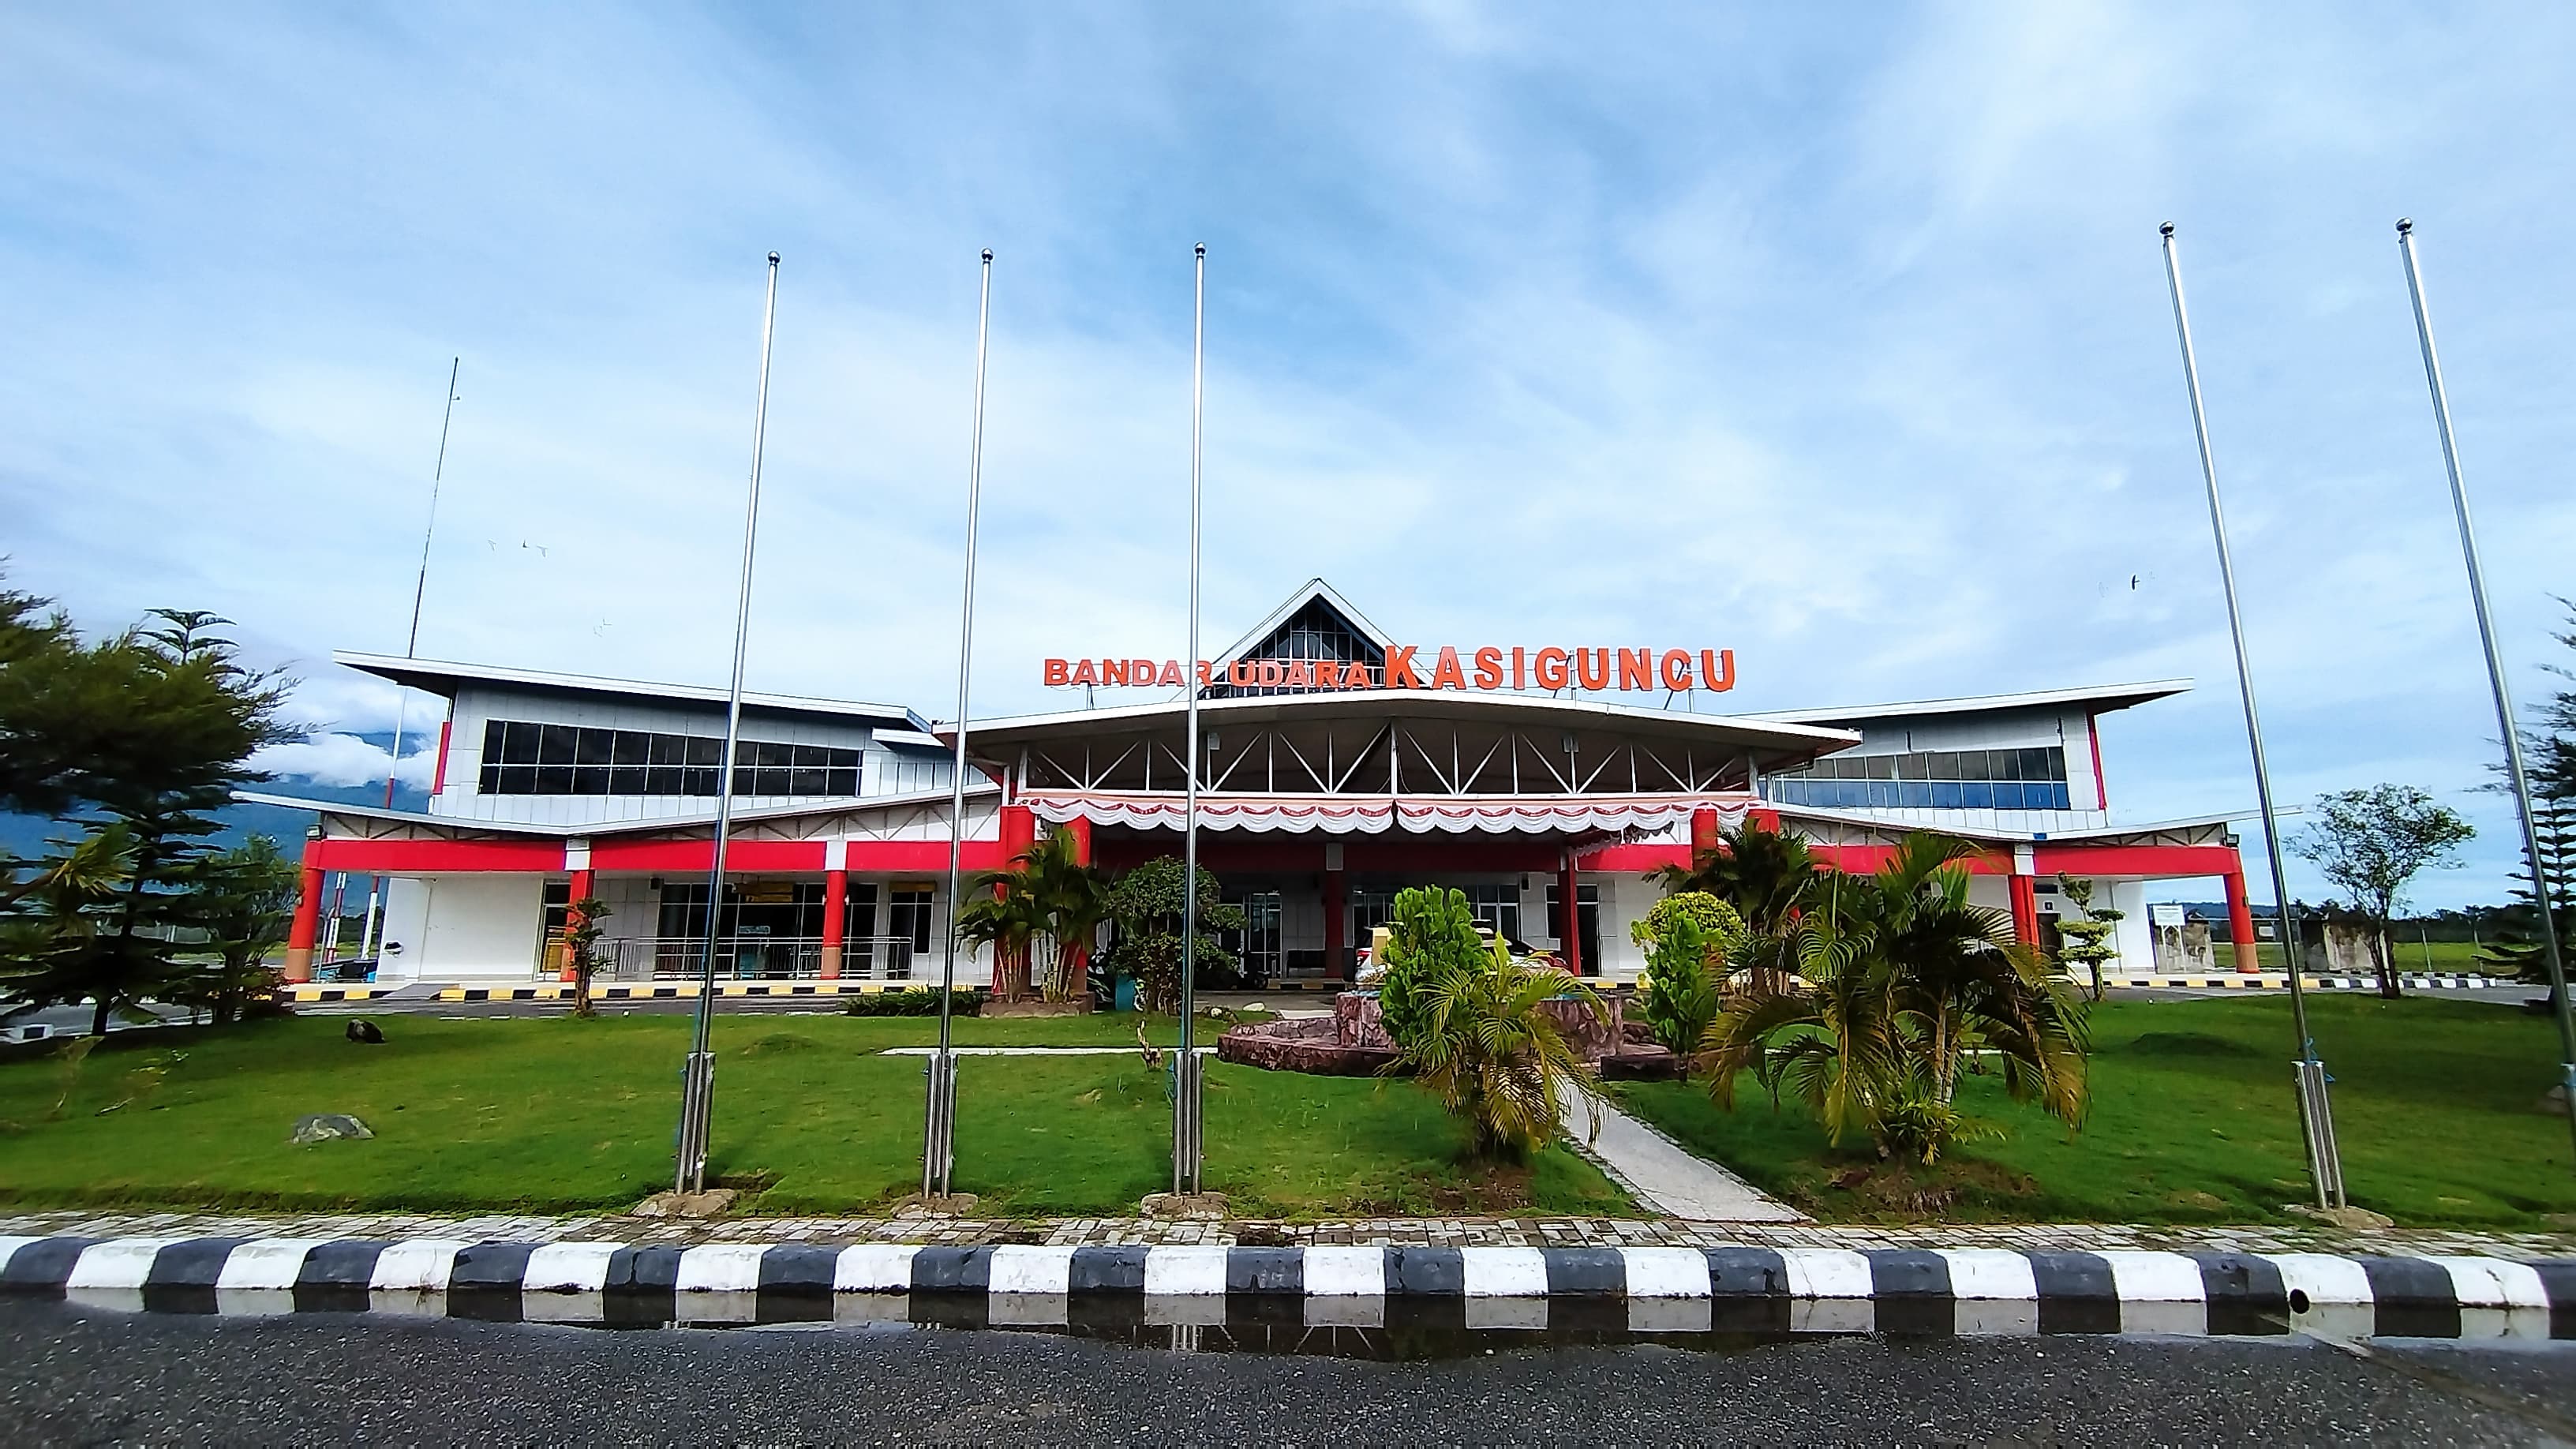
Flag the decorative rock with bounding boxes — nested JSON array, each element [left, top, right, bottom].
[[345, 1020, 385, 1044], [2540, 1083, 2569, 1117], [1140, 1191, 1230, 1219], [290, 1114, 373, 1144], [630, 1187, 739, 1219]]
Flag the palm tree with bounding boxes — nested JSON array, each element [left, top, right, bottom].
[[958, 826, 1105, 1002], [1699, 913, 1899, 1149], [1382, 888, 1608, 1161], [1650, 817, 1820, 933], [1696, 832, 2089, 1163]]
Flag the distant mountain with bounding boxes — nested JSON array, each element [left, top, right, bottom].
[[2, 730, 430, 860]]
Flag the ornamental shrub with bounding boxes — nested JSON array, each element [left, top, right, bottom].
[[1374, 886, 1492, 1055], [843, 987, 984, 1017], [1634, 891, 1744, 1061]]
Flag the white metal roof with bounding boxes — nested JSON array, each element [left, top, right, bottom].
[[332, 650, 925, 728], [953, 688, 1861, 760], [1747, 679, 2192, 727]]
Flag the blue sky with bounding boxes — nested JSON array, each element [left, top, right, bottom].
[[4, 3, 2571, 909]]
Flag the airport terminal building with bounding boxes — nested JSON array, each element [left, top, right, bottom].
[[264, 579, 2258, 988]]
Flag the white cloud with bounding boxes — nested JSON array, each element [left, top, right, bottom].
[[249, 733, 439, 792], [6, 3, 2576, 908]]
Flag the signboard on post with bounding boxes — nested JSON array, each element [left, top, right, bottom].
[[2150, 904, 2185, 928]]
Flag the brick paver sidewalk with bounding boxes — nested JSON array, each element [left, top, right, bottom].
[[6, 1208, 2567, 1261]]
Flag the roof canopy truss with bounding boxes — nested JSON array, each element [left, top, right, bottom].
[[1021, 713, 1756, 796]]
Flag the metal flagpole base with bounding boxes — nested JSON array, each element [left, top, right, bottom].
[[922, 1050, 958, 1198], [2293, 1058, 2346, 1209], [676, 1050, 716, 1195], [1171, 1047, 1204, 1195]]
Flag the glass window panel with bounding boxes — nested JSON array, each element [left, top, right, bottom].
[[482, 720, 507, 757], [645, 766, 683, 796], [494, 766, 533, 794], [1895, 753, 1929, 780], [504, 721, 543, 763], [687, 736, 723, 766], [1931, 782, 1963, 808], [1998, 750, 2024, 781], [755, 741, 797, 768], [826, 768, 859, 795], [1960, 781, 1993, 809], [479, 764, 502, 792], [611, 730, 650, 766], [572, 766, 609, 793], [2051, 783, 2073, 810], [793, 744, 832, 768], [2046, 748, 2069, 781], [1864, 754, 1894, 780], [648, 733, 684, 765], [1899, 781, 1932, 807], [611, 767, 647, 795], [1994, 781, 2027, 809], [1958, 751, 1990, 781], [537, 725, 578, 765], [537, 766, 575, 793], [575, 729, 614, 765], [1866, 781, 1894, 807], [684, 767, 721, 796], [788, 769, 828, 795], [2020, 747, 2051, 781], [1929, 751, 1961, 780]]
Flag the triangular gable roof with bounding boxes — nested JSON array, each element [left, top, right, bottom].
[[1209, 578, 1395, 668], [1202, 578, 1394, 698]]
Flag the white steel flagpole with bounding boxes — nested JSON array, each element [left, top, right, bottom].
[[2394, 218, 2576, 1168], [361, 356, 463, 964], [2158, 223, 2345, 1208], [1174, 243, 1207, 1195], [676, 253, 781, 1196], [925, 249, 995, 1200]]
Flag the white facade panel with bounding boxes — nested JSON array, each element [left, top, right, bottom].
[[406, 876, 549, 974]]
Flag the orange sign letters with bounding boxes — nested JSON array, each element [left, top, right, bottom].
[[1042, 646, 1735, 694]]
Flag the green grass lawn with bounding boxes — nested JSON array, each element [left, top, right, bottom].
[[0, 1012, 1628, 1219], [1615, 995, 2576, 1228], [2244, 939, 2502, 974]]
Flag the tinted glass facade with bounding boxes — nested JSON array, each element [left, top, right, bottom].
[[1766, 747, 2073, 811], [477, 720, 863, 797]]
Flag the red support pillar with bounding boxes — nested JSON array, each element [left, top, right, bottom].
[[283, 863, 323, 983], [1061, 815, 1092, 867], [1559, 851, 1585, 976], [2009, 874, 2039, 949], [1690, 806, 1721, 865], [820, 867, 848, 979], [2222, 866, 2260, 973], [560, 868, 593, 981]]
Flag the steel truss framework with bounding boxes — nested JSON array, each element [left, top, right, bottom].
[[1017, 713, 1758, 798]]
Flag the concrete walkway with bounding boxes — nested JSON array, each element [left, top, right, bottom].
[[1560, 1082, 1808, 1222]]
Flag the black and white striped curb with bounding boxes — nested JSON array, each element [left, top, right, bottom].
[[6, 1236, 2572, 1340]]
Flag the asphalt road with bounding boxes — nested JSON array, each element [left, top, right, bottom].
[[7, 1300, 2576, 1446]]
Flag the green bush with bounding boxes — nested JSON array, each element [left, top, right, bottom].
[[1376, 887, 1492, 1054], [842, 987, 985, 1018], [1634, 891, 1743, 1058]]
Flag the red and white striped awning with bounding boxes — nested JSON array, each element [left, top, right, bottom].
[[1020, 791, 1751, 837]]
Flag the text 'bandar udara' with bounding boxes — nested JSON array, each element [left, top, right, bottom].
[[1043, 646, 1737, 693]]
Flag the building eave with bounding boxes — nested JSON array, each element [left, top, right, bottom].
[[1747, 679, 2193, 727], [331, 650, 926, 729]]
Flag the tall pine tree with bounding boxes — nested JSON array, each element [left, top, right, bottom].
[[2481, 601, 2576, 999], [1, 585, 291, 1033]]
